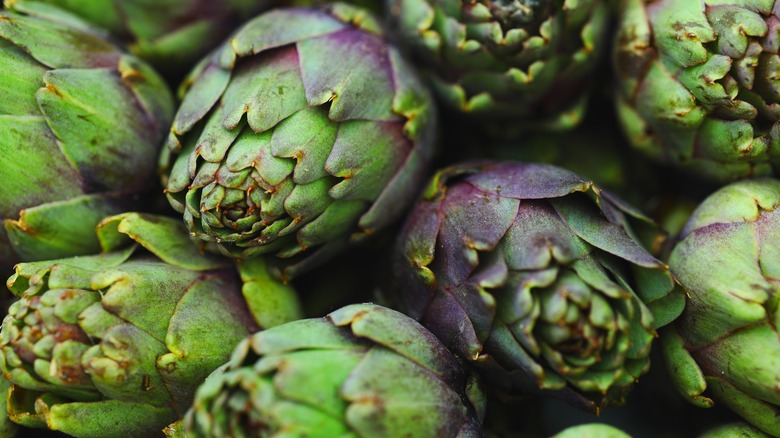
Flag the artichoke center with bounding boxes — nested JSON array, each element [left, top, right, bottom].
[[555, 324, 601, 358], [483, 0, 551, 29]]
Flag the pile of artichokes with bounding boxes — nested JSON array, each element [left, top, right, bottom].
[[0, 0, 778, 437]]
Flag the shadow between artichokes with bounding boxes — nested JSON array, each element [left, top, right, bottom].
[[0, 213, 302, 437], [160, 3, 436, 281], [394, 161, 684, 412]]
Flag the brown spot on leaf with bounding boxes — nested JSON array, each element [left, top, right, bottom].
[[44, 83, 62, 97]]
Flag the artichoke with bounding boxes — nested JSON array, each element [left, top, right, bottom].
[[160, 4, 436, 279], [0, 213, 301, 437], [8, 0, 274, 80], [0, 3, 174, 272], [184, 303, 486, 437], [662, 178, 780, 437], [386, 0, 611, 128], [394, 161, 683, 412], [614, 0, 780, 182]]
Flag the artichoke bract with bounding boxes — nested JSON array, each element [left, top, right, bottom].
[[0, 3, 174, 272], [160, 4, 436, 279], [0, 213, 298, 438], [9, 0, 274, 80], [0, 377, 18, 438], [394, 162, 683, 412], [386, 0, 610, 128], [184, 303, 486, 437], [662, 178, 780, 437], [698, 422, 771, 438], [614, 0, 780, 182]]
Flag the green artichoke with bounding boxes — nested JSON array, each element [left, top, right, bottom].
[[7, 0, 274, 80], [662, 178, 780, 437], [160, 4, 436, 279], [184, 303, 486, 437], [0, 213, 301, 437], [614, 0, 780, 182], [0, 3, 174, 272], [395, 161, 683, 412], [386, 0, 611, 128]]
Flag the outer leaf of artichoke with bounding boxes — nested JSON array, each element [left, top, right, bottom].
[[394, 161, 683, 412], [698, 422, 771, 438], [6, 0, 276, 80], [552, 423, 632, 438]]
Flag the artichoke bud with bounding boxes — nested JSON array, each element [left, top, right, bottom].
[[0, 3, 175, 271], [0, 213, 278, 438], [388, 0, 609, 128], [161, 5, 436, 280], [478, 0, 552, 29], [664, 178, 780, 437], [614, 0, 780, 181], [184, 304, 486, 438], [394, 161, 683, 412]]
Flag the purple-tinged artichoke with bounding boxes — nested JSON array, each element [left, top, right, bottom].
[[662, 178, 780, 437], [7, 0, 275, 81], [0, 213, 302, 437], [183, 303, 486, 437], [614, 0, 780, 182], [0, 3, 174, 272], [160, 4, 436, 280], [386, 0, 611, 129], [395, 161, 683, 412]]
